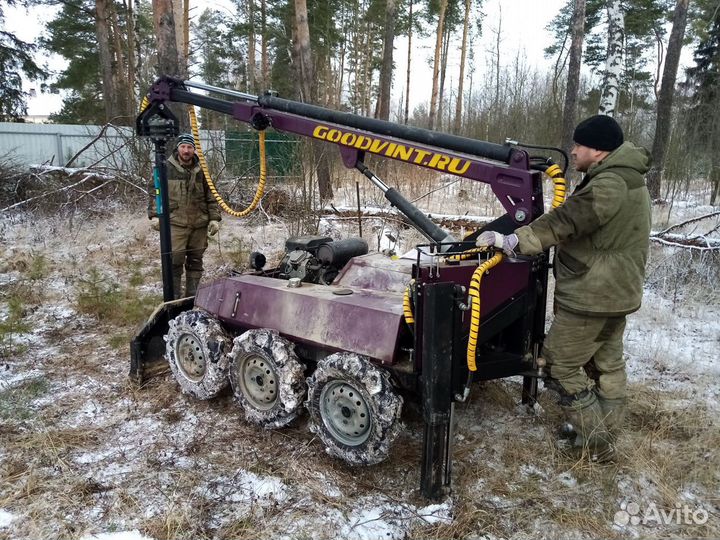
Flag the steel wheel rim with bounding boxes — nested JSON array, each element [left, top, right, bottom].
[[319, 380, 371, 446], [175, 332, 206, 382], [238, 353, 278, 411]]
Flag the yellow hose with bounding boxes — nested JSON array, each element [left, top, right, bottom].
[[466, 253, 503, 372], [546, 163, 567, 208], [403, 280, 415, 326], [188, 105, 267, 217]]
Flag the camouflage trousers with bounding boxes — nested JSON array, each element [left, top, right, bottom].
[[543, 308, 628, 400], [170, 224, 208, 298]]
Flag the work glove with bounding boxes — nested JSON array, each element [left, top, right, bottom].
[[475, 231, 519, 255], [207, 220, 220, 237], [150, 217, 160, 231]]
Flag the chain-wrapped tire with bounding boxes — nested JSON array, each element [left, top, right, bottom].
[[228, 329, 307, 429], [306, 352, 403, 466], [165, 309, 232, 399]]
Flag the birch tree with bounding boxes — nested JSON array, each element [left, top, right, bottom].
[[597, 0, 624, 115], [646, 0, 690, 200]]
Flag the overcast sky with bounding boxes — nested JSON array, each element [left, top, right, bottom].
[[8, 0, 568, 116]]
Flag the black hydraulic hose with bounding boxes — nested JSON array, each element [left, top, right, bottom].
[[509, 140, 569, 175], [258, 95, 513, 164]]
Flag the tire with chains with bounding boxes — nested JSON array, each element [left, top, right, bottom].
[[165, 309, 232, 399]]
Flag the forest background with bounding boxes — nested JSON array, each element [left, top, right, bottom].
[[0, 0, 719, 206]]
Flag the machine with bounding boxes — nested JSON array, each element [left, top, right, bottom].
[[130, 76, 566, 500]]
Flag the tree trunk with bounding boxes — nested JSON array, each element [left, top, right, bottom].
[[152, 0, 188, 130], [125, 0, 137, 114], [248, 0, 256, 92], [561, 0, 587, 158], [110, 2, 130, 121], [95, 0, 119, 123], [647, 0, 690, 200], [293, 0, 333, 200], [261, 0, 268, 90], [454, 0, 471, 133], [493, 5, 502, 122], [428, 0, 447, 129], [293, 0, 314, 102], [438, 17, 451, 127], [335, 2, 348, 107], [404, 0, 413, 124], [376, 0, 395, 121], [598, 0, 624, 116], [171, 0, 184, 61]]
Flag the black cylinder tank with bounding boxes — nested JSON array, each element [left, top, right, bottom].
[[317, 238, 369, 268]]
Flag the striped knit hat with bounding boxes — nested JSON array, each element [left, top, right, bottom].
[[176, 133, 196, 149]]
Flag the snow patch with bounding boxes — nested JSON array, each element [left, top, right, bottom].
[[79, 530, 155, 540], [0, 509, 16, 528]]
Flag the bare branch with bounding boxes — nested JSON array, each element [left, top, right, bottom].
[[656, 210, 720, 236]]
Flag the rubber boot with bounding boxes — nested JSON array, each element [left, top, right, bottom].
[[185, 272, 202, 297], [597, 395, 626, 443], [561, 390, 615, 463], [172, 273, 183, 300]]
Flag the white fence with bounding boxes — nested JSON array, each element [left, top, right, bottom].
[[0, 122, 222, 168]]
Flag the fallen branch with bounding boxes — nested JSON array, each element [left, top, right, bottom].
[[656, 210, 720, 236], [1, 175, 98, 212], [321, 205, 493, 230], [1, 166, 147, 213], [650, 232, 720, 251]]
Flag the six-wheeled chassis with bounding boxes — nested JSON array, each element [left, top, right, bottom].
[[130, 77, 550, 500]]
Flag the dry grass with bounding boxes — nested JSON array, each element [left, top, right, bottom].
[[0, 192, 718, 539]]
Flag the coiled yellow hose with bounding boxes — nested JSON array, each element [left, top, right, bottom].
[[466, 253, 503, 372], [403, 279, 416, 326], [188, 105, 267, 217], [140, 94, 267, 218], [546, 163, 567, 208]]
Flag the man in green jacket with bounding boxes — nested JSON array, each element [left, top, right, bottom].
[[148, 134, 222, 298], [477, 115, 651, 462]]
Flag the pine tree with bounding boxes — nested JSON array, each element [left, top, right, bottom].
[[685, 2, 720, 203], [41, 1, 104, 124], [0, 1, 46, 121], [42, 0, 155, 125]]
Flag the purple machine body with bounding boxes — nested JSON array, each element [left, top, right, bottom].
[[133, 77, 551, 501]]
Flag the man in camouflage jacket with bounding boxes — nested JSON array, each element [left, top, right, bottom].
[[477, 115, 651, 462], [148, 134, 221, 298]]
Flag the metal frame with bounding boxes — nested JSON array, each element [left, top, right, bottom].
[[134, 77, 551, 501]]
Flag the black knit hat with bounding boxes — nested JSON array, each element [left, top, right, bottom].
[[573, 115, 624, 151], [176, 133, 196, 149]]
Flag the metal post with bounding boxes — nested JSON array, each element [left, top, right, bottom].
[[153, 139, 174, 301], [419, 281, 456, 500]]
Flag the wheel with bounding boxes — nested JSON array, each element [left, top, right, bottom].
[[228, 329, 307, 429], [306, 352, 403, 466], [165, 309, 232, 399]]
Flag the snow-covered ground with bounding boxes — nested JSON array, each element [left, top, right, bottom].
[[0, 182, 718, 539]]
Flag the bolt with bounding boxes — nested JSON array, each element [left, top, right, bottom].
[[515, 209, 527, 222]]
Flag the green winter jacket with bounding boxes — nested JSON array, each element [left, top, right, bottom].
[[147, 153, 221, 228], [515, 142, 652, 317]]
